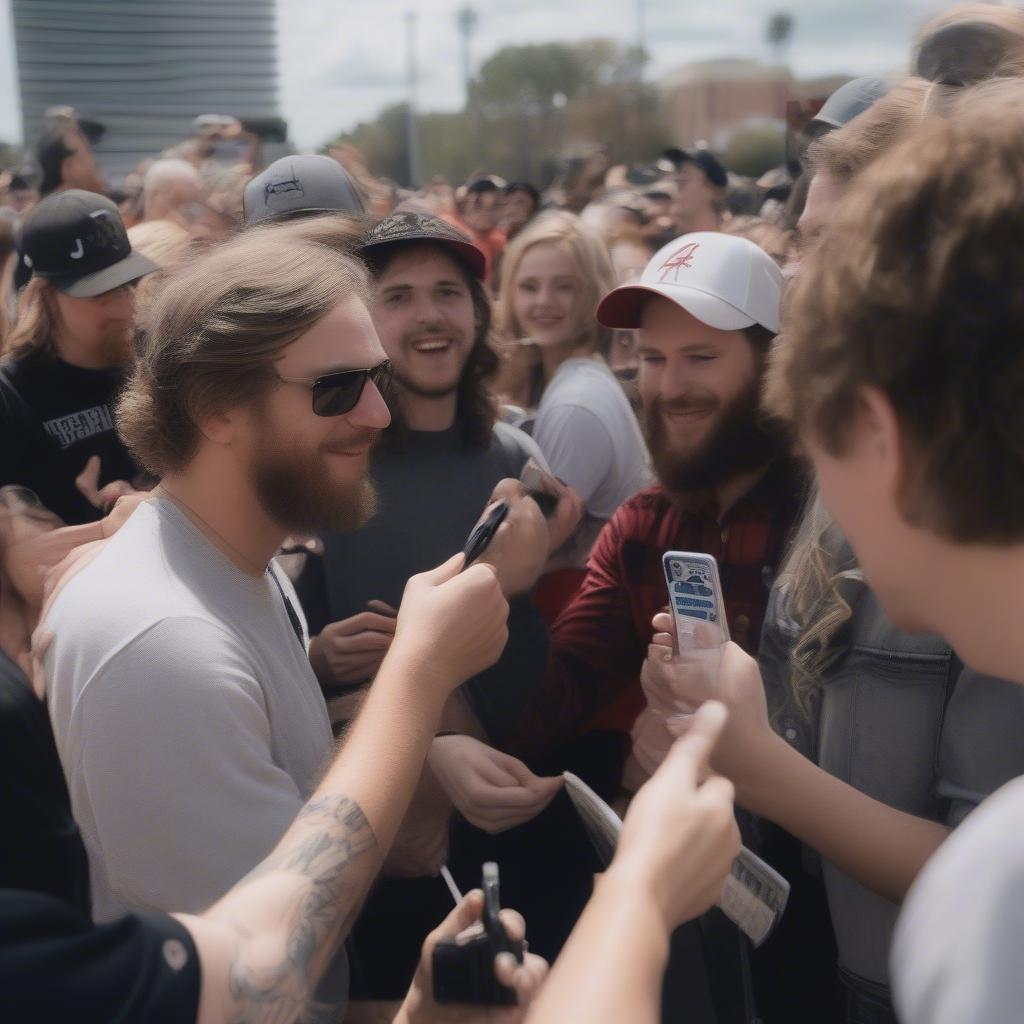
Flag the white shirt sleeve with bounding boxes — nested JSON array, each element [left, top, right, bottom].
[[892, 777, 1024, 1024], [530, 402, 613, 508], [72, 616, 305, 914]]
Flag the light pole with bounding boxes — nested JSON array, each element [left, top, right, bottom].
[[456, 6, 478, 109], [636, 0, 645, 85], [404, 10, 421, 187]]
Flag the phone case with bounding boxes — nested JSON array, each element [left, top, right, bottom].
[[662, 551, 730, 647]]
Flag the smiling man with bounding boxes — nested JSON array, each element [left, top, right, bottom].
[[39, 232, 473, 1019], [291, 211, 559, 1002], [518, 231, 803, 761]]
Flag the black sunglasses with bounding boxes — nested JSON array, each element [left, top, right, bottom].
[[277, 359, 393, 417]]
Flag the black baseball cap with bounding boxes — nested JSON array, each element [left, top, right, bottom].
[[659, 148, 729, 189], [358, 211, 487, 281], [243, 155, 366, 226], [21, 189, 157, 298]]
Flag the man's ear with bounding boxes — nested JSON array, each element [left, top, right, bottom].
[[196, 405, 243, 447], [857, 385, 904, 494]]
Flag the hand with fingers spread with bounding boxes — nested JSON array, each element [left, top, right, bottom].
[[428, 736, 563, 835], [309, 607, 397, 686], [391, 554, 510, 696], [397, 889, 550, 1024], [74, 455, 143, 511]]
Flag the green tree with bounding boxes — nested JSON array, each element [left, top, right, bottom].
[[723, 122, 786, 177], [330, 38, 663, 186]]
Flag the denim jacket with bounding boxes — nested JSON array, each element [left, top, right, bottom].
[[758, 561, 1024, 992]]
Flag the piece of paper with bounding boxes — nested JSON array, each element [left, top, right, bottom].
[[563, 771, 790, 947]]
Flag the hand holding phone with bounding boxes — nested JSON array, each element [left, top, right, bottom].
[[432, 862, 525, 1005], [662, 551, 730, 652]]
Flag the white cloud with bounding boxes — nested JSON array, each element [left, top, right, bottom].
[[0, 0, 964, 150]]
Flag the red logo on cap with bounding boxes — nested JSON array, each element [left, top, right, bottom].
[[658, 242, 700, 282]]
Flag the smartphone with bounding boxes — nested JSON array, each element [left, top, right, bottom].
[[662, 551, 730, 650], [462, 501, 509, 569]]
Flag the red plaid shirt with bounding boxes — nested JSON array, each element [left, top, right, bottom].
[[514, 458, 805, 757]]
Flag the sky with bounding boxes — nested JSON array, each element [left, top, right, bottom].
[[1, 0, 962, 150]]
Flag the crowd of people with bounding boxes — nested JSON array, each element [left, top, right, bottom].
[[3, 3, 1024, 1022]]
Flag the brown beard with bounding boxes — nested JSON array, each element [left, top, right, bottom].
[[644, 372, 782, 494], [248, 419, 379, 535]]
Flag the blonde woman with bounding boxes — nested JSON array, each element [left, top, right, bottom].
[[498, 212, 651, 540]]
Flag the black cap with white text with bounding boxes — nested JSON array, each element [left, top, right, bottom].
[[21, 189, 156, 298]]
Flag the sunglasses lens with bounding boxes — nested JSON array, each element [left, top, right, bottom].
[[309, 362, 393, 417], [312, 372, 367, 417]]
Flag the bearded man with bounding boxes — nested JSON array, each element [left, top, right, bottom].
[[514, 231, 804, 763], [42, 231, 522, 1019]]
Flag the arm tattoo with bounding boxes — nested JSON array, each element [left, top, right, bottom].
[[224, 796, 382, 1024]]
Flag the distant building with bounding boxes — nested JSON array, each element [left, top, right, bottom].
[[12, 0, 282, 180], [659, 58, 852, 149]]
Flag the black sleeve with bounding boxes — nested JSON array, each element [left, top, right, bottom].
[[292, 551, 332, 638], [461, 595, 550, 746], [0, 890, 200, 1024]]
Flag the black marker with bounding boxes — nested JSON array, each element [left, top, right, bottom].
[[461, 501, 509, 569]]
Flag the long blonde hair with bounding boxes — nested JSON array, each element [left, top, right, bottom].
[[3, 278, 61, 359], [496, 210, 615, 357], [773, 491, 863, 715]]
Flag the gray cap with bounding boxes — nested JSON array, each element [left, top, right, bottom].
[[813, 77, 890, 130], [243, 154, 366, 226]]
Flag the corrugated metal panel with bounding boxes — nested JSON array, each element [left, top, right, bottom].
[[13, 0, 281, 180]]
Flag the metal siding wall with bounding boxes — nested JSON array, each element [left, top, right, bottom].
[[13, 0, 280, 179]]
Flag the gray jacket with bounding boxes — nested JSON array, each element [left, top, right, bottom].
[[759, 565, 1024, 990]]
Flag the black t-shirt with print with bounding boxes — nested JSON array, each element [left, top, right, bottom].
[[0, 347, 141, 524]]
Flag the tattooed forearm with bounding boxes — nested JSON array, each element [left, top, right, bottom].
[[222, 796, 382, 1024]]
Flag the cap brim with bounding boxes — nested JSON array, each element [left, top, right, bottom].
[[597, 283, 757, 332], [50, 251, 159, 298], [359, 235, 487, 281], [245, 205, 366, 227]]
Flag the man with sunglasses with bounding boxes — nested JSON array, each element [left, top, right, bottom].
[[40, 230, 514, 1020]]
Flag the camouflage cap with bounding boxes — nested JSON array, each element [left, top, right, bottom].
[[358, 210, 486, 280]]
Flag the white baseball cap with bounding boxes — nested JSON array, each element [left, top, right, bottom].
[[596, 231, 783, 334]]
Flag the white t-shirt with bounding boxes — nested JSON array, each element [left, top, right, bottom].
[[531, 357, 652, 519], [44, 497, 333, 921], [891, 774, 1024, 1023]]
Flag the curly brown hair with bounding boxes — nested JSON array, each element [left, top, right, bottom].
[[766, 82, 1024, 543]]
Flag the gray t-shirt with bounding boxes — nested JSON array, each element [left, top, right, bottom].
[[531, 357, 651, 520], [298, 421, 549, 743], [44, 497, 334, 920], [892, 775, 1024, 1024]]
